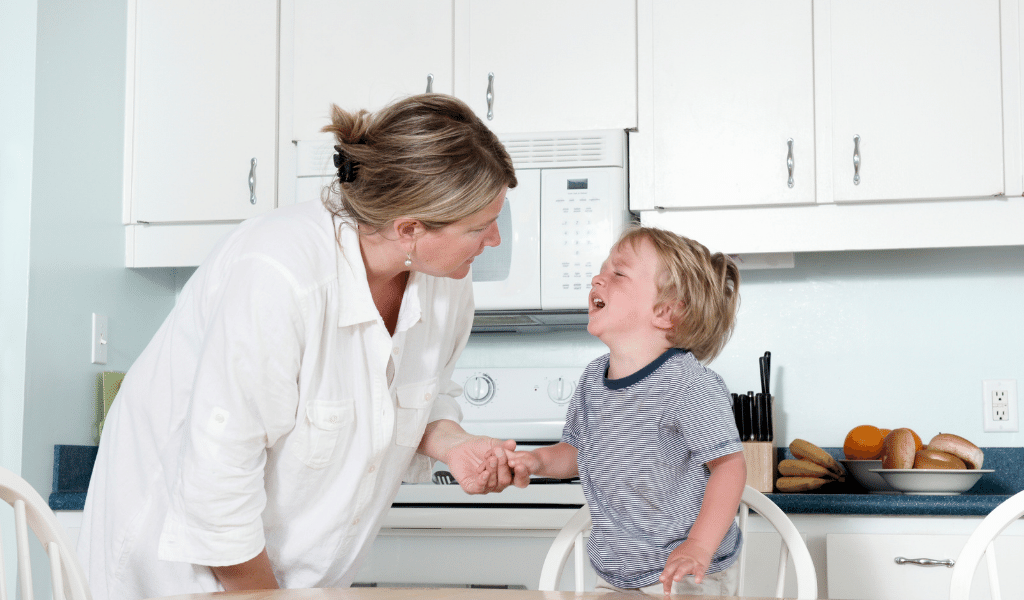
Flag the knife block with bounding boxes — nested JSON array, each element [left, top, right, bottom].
[[742, 441, 777, 493]]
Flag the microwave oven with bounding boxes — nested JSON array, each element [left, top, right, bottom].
[[294, 130, 632, 330]]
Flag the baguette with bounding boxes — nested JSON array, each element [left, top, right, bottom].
[[789, 439, 844, 477], [776, 476, 830, 493], [778, 459, 843, 480], [927, 433, 984, 469]]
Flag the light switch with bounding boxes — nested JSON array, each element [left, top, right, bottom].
[[92, 313, 108, 365]]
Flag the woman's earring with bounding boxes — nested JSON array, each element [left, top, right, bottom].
[[404, 253, 413, 267]]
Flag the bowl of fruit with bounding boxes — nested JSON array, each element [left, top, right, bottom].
[[842, 426, 989, 495]]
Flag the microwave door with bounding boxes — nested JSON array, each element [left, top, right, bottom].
[[471, 169, 541, 310]]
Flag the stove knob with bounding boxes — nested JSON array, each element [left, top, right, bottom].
[[463, 374, 495, 405], [546, 377, 576, 404]]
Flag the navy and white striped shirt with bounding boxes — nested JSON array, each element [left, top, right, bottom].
[[562, 348, 744, 589]]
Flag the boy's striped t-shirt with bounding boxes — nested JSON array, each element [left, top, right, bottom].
[[562, 348, 744, 589]]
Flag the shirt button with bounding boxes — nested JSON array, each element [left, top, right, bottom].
[[367, 465, 376, 473], [392, 347, 400, 355], [215, 414, 225, 423], [352, 517, 360, 525], [329, 414, 339, 424], [423, 393, 431, 401]]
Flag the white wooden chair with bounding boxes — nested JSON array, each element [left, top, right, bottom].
[[0, 465, 91, 600], [949, 489, 1024, 600], [538, 485, 818, 599]]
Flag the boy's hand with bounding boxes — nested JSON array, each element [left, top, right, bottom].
[[505, 449, 541, 488], [659, 539, 716, 594]]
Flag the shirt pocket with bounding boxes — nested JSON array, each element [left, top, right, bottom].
[[395, 378, 438, 448], [295, 399, 354, 469]]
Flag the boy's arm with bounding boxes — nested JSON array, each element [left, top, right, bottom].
[[660, 450, 746, 593], [506, 442, 580, 487]]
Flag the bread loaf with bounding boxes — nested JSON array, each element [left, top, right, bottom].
[[927, 433, 984, 469], [789, 439, 844, 477], [880, 428, 916, 469], [914, 448, 966, 470], [778, 459, 843, 480], [776, 476, 830, 492]]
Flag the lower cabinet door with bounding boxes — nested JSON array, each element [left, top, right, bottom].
[[827, 532, 1024, 600]]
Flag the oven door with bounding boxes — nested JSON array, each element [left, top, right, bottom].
[[471, 169, 541, 310]]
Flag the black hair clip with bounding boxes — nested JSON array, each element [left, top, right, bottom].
[[333, 145, 359, 183]]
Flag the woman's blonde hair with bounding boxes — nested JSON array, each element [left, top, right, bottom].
[[320, 94, 517, 231], [615, 226, 741, 363]]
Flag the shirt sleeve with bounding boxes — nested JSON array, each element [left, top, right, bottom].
[[159, 255, 308, 566], [673, 370, 743, 466]]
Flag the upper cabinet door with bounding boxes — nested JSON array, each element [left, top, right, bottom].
[[290, 0, 453, 141], [127, 0, 278, 223], [828, 0, 1004, 202], [646, 0, 815, 209], [460, 0, 637, 134]]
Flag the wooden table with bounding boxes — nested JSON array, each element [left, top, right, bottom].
[[149, 587, 793, 600]]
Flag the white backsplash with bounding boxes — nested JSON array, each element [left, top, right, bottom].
[[458, 246, 1024, 449]]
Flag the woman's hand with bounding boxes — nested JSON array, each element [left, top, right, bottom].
[[445, 436, 518, 494], [418, 419, 517, 494]]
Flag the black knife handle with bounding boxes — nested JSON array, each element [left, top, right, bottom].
[[740, 394, 752, 441]]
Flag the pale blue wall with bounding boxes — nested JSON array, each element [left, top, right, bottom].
[[459, 246, 1024, 449]]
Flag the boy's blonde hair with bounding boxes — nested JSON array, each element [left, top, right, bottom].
[[615, 226, 740, 363]]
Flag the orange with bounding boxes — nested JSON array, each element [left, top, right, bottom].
[[843, 425, 886, 460], [879, 428, 892, 438]]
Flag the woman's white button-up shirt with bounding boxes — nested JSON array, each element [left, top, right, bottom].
[[78, 200, 473, 599]]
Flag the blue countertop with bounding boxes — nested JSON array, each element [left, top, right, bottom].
[[50, 445, 1022, 517]]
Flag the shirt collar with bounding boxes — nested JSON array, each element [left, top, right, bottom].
[[334, 217, 424, 331]]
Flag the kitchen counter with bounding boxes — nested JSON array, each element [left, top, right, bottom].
[[49, 445, 1023, 516], [764, 446, 1024, 516]]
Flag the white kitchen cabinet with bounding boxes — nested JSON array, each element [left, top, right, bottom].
[[642, 0, 816, 209], [826, 0, 1004, 203], [634, 0, 1024, 253], [123, 0, 278, 267], [289, 0, 453, 142], [455, 0, 637, 135], [827, 532, 1024, 600]]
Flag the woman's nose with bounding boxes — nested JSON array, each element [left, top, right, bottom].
[[484, 222, 501, 247]]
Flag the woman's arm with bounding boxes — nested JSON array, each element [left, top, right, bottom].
[[210, 547, 279, 591]]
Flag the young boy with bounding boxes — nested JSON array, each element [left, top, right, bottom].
[[508, 226, 746, 596]]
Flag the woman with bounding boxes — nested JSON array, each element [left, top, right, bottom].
[[78, 94, 520, 599]]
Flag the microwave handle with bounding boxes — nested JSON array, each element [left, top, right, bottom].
[[486, 72, 495, 120]]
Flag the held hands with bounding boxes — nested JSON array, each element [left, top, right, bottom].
[[505, 449, 541, 488], [659, 538, 717, 595], [444, 436, 518, 494]]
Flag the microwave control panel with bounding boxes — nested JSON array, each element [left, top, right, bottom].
[[540, 167, 629, 310]]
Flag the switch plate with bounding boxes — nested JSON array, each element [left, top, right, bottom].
[[982, 379, 1017, 432], [91, 313, 108, 365]]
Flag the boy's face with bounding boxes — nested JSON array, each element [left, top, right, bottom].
[[587, 237, 671, 347]]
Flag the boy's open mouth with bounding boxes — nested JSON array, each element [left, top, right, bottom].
[[592, 296, 605, 309]]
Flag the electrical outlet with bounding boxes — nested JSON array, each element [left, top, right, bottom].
[[983, 379, 1018, 432]]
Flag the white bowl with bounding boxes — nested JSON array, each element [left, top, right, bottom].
[[869, 469, 994, 495], [841, 459, 898, 493]]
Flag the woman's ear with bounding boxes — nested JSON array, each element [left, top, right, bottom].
[[392, 218, 425, 246]]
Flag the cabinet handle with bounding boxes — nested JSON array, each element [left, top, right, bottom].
[[486, 72, 495, 120], [425, 73, 434, 93], [853, 134, 861, 185], [787, 138, 795, 188], [249, 157, 257, 205], [894, 557, 955, 568]]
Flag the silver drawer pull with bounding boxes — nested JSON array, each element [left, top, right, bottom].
[[486, 72, 495, 120], [248, 157, 257, 205], [853, 134, 861, 185], [894, 556, 955, 568], [787, 138, 795, 188]]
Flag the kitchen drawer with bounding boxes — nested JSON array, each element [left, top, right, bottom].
[[826, 532, 1024, 600]]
